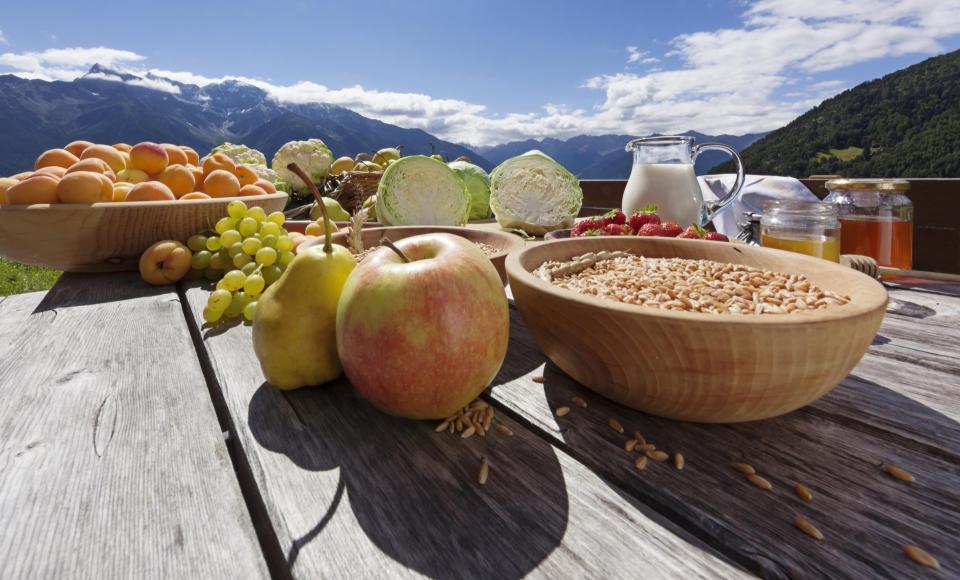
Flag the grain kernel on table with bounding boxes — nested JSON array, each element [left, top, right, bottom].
[[608, 418, 624, 433], [883, 463, 915, 482], [903, 544, 940, 569], [794, 483, 813, 502]]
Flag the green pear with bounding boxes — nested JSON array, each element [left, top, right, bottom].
[[310, 197, 350, 221], [372, 147, 401, 166]]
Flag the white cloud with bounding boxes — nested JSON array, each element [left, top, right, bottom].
[[1, 2, 958, 146]]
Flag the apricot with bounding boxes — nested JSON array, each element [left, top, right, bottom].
[[112, 143, 133, 152], [57, 171, 113, 203], [129, 142, 169, 175], [120, 151, 131, 169], [235, 165, 258, 186], [35, 166, 68, 178], [80, 144, 126, 173], [202, 152, 236, 176], [5, 174, 60, 204], [181, 146, 200, 166], [0, 177, 19, 205], [66, 158, 114, 179], [180, 192, 211, 200], [113, 182, 135, 202], [126, 181, 175, 202], [254, 179, 277, 193], [160, 143, 189, 166], [35, 148, 80, 170], [139, 240, 192, 285], [116, 168, 150, 184], [238, 184, 267, 197], [159, 164, 196, 198], [64, 140, 94, 158], [11, 171, 33, 181], [187, 166, 205, 191], [203, 169, 241, 198]]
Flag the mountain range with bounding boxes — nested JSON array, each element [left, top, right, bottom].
[[0, 65, 488, 176], [711, 49, 960, 177], [0, 65, 765, 180], [478, 132, 767, 177]]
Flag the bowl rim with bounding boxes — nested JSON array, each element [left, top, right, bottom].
[[0, 191, 288, 210], [330, 225, 527, 259], [506, 236, 888, 326]]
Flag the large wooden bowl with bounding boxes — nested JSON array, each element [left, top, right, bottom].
[[506, 237, 888, 423], [317, 226, 526, 285], [0, 193, 288, 272]]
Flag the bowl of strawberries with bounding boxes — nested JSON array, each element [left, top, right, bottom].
[[547, 207, 730, 242]]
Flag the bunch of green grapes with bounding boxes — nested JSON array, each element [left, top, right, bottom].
[[186, 200, 297, 324]]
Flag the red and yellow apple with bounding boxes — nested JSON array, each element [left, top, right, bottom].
[[139, 240, 192, 285], [336, 234, 509, 419]]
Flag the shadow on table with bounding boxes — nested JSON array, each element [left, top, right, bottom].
[[32, 272, 170, 313], [247, 379, 569, 579]]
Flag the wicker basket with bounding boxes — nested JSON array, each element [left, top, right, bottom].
[[332, 171, 383, 213]]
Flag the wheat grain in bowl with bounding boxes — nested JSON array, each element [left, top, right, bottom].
[[535, 251, 850, 315]]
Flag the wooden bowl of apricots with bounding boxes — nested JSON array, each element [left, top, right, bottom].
[[0, 141, 288, 271]]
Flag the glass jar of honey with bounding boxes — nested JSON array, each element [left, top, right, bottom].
[[760, 200, 840, 261], [824, 179, 913, 269]]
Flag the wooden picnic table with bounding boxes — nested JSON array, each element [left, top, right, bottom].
[[1, 267, 958, 578]]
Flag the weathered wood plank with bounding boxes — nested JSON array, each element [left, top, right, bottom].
[[181, 282, 747, 579], [0, 274, 268, 579], [488, 305, 960, 578]]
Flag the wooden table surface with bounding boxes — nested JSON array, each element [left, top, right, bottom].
[[1, 271, 958, 578]]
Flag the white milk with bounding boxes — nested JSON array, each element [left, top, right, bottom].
[[622, 163, 703, 226]]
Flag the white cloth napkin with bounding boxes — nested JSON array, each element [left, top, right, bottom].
[[698, 174, 819, 237]]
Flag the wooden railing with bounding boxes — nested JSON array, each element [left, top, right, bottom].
[[579, 179, 960, 274]]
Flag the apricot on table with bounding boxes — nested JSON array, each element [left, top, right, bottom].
[[187, 165, 205, 191], [202, 152, 236, 176], [64, 140, 94, 158], [129, 142, 169, 175], [180, 191, 211, 200], [112, 143, 133, 152], [5, 174, 60, 204], [116, 168, 150, 184], [10, 171, 33, 181], [204, 169, 241, 198], [238, 184, 267, 197], [159, 164, 196, 197], [35, 148, 80, 170], [126, 181, 176, 202], [35, 166, 68, 178], [139, 240, 192, 285], [80, 144, 127, 173], [181, 146, 200, 166], [57, 171, 113, 203], [0, 177, 19, 204]]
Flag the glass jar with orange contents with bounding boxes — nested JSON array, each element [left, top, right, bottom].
[[824, 179, 913, 269], [760, 200, 841, 261]]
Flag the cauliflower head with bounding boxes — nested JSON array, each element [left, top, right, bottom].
[[209, 143, 267, 167], [242, 164, 290, 193], [271, 139, 334, 192]]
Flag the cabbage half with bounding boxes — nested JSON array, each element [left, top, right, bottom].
[[489, 150, 582, 235], [376, 156, 470, 226], [448, 160, 491, 220]]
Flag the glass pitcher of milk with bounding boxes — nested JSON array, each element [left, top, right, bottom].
[[622, 136, 745, 227]]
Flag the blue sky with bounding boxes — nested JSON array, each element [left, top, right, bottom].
[[2, 0, 959, 145]]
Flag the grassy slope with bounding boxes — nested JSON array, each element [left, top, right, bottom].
[[0, 258, 60, 296]]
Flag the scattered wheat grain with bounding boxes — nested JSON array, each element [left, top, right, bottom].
[[794, 483, 813, 502], [435, 421, 450, 433], [625, 439, 638, 452], [495, 423, 514, 437], [461, 425, 476, 439], [532, 375, 545, 384], [903, 545, 940, 569], [609, 418, 624, 433], [555, 406, 571, 417], [747, 474, 772, 490], [793, 515, 824, 541], [732, 462, 756, 475], [647, 450, 669, 462], [572, 396, 588, 408], [635, 455, 648, 470], [674, 453, 684, 470], [478, 459, 490, 485], [883, 463, 915, 482]]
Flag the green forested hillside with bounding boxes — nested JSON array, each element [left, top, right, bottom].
[[713, 50, 960, 178]]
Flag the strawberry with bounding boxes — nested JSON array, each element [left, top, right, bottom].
[[704, 231, 730, 242], [660, 221, 684, 237], [628, 205, 661, 232], [678, 224, 706, 239], [636, 223, 665, 237], [583, 228, 604, 236], [602, 209, 627, 226], [602, 223, 632, 236], [571, 218, 603, 236]]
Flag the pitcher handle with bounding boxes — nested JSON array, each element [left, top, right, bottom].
[[692, 142, 745, 227]]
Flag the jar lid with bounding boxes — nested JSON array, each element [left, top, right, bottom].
[[825, 178, 910, 192]]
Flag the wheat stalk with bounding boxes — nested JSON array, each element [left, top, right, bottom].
[[348, 207, 369, 254]]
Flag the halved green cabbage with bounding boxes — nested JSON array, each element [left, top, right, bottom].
[[489, 150, 582, 235], [448, 160, 491, 220], [376, 156, 470, 226]]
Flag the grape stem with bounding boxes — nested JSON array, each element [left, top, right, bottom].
[[380, 238, 410, 263], [287, 162, 332, 254]]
